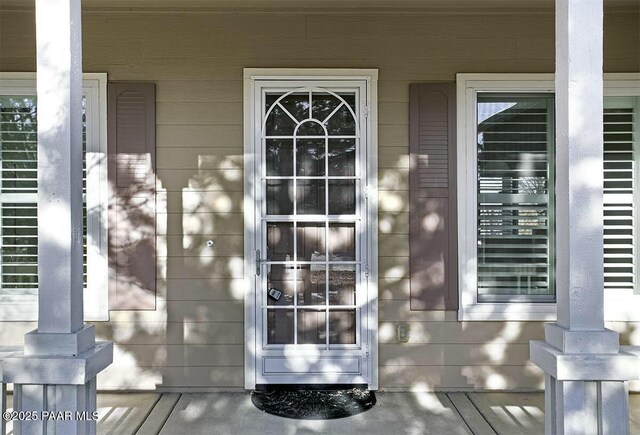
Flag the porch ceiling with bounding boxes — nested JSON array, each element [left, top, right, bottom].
[[0, 0, 637, 11]]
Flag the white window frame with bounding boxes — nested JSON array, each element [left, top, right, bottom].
[[0, 72, 109, 321], [457, 72, 640, 321]]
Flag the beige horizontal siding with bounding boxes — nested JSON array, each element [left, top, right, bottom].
[[379, 211, 409, 234], [161, 235, 243, 257], [379, 321, 545, 344], [379, 146, 410, 168], [156, 169, 243, 192], [380, 365, 545, 391], [167, 322, 244, 344], [155, 80, 243, 103], [160, 366, 243, 389], [379, 125, 409, 145], [161, 278, 245, 300], [380, 343, 532, 366], [96, 321, 244, 344], [379, 168, 409, 191], [379, 277, 411, 300], [156, 125, 242, 148], [157, 212, 244, 235], [156, 148, 243, 170], [158, 191, 244, 213], [115, 344, 244, 367], [0, 8, 638, 392], [156, 102, 242, 125]]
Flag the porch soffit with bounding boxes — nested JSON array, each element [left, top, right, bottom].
[[0, 0, 637, 13]]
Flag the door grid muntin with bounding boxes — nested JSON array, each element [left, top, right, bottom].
[[258, 86, 365, 350]]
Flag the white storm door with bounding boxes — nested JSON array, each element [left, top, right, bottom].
[[253, 80, 372, 385]]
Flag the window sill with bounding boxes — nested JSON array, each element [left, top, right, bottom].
[[458, 302, 557, 321], [605, 293, 640, 322], [459, 293, 640, 322]]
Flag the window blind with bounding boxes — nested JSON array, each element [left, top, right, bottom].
[[603, 97, 638, 292], [476, 94, 555, 302], [0, 96, 87, 299]]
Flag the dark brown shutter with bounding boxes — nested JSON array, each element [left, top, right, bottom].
[[409, 83, 458, 310], [108, 82, 156, 310]]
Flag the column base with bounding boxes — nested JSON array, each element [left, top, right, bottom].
[[3, 342, 112, 385], [530, 341, 639, 381], [543, 375, 630, 434], [12, 379, 98, 435], [24, 325, 96, 356], [2, 342, 112, 435], [531, 340, 640, 434]]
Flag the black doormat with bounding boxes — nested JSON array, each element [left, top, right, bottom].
[[251, 388, 376, 420]]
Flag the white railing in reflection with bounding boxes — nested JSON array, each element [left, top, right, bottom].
[[0, 347, 20, 435]]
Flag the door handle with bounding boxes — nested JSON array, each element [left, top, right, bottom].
[[256, 249, 265, 276]]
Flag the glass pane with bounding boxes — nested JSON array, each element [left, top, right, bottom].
[[325, 103, 356, 136], [341, 93, 357, 114], [328, 180, 355, 215], [296, 139, 325, 176], [297, 309, 326, 344], [297, 264, 326, 305], [265, 93, 278, 111], [296, 180, 325, 214], [266, 180, 293, 215], [279, 93, 309, 123], [267, 222, 294, 261], [297, 222, 325, 261], [328, 223, 355, 260], [329, 309, 356, 344], [267, 309, 294, 344], [312, 93, 342, 123], [329, 265, 356, 305], [265, 102, 296, 136], [328, 139, 356, 176], [266, 139, 293, 176], [476, 94, 554, 301], [297, 121, 324, 136], [266, 265, 295, 306]]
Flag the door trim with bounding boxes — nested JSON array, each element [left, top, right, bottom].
[[243, 68, 379, 390]]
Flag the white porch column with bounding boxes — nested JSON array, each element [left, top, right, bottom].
[[36, 0, 84, 335], [1, 1, 112, 434], [530, 0, 639, 433]]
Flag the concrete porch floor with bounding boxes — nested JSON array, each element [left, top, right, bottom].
[[5, 392, 640, 434]]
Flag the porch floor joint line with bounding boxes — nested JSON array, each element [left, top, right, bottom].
[[133, 393, 163, 435], [154, 393, 182, 435], [445, 392, 478, 435], [465, 393, 499, 435]]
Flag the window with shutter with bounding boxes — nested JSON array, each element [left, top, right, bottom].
[[457, 73, 640, 321], [0, 73, 108, 321]]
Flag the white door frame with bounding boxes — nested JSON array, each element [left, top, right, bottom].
[[243, 68, 378, 389]]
